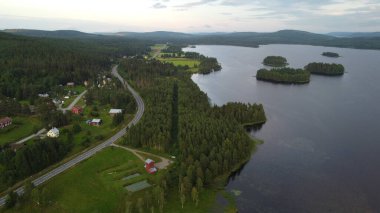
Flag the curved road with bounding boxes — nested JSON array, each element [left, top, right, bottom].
[[0, 65, 144, 206]]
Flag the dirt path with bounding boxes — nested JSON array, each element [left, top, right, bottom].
[[111, 144, 172, 169]]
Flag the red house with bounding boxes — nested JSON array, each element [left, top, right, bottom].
[[71, 106, 83, 115], [0, 117, 12, 129], [144, 159, 157, 174]]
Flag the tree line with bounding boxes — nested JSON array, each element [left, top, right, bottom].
[[304, 62, 345, 76], [256, 68, 310, 84], [263, 56, 288, 67], [119, 58, 266, 210]]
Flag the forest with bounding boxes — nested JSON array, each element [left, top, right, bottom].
[[256, 68, 310, 84], [0, 32, 141, 194], [263, 56, 288, 67], [0, 32, 150, 101], [120, 57, 266, 211], [304, 62, 345, 76], [322, 52, 340, 57]]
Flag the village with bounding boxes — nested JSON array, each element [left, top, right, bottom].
[[0, 76, 165, 179]]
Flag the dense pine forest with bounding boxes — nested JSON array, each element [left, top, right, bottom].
[[263, 56, 288, 67], [256, 68, 310, 84], [0, 32, 150, 102], [305, 62, 345, 76], [120, 58, 266, 211], [322, 52, 340, 57]]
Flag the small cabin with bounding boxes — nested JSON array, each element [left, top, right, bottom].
[[67, 82, 75, 86], [109, 109, 122, 116], [87, 119, 102, 126], [47, 127, 59, 138], [72, 106, 83, 115], [144, 159, 157, 174], [0, 117, 12, 129]]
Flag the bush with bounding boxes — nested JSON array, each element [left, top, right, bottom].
[[5, 191, 19, 209], [72, 123, 82, 134]]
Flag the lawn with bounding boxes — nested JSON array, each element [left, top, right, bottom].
[[4, 147, 150, 213], [65, 103, 134, 154], [61, 85, 86, 108], [159, 58, 200, 72], [0, 116, 42, 146]]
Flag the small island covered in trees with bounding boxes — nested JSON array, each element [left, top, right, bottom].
[[305, 62, 345, 76], [322, 52, 340, 58], [263, 56, 288, 67], [256, 68, 310, 84]]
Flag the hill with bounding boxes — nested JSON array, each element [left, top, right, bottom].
[[2, 29, 101, 39], [4, 29, 380, 50], [327, 32, 380, 38]]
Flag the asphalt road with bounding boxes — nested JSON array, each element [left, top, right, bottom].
[[0, 65, 145, 206]]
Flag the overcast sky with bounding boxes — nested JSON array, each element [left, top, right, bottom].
[[0, 0, 379, 33]]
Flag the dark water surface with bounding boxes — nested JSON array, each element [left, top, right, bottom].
[[184, 45, 380, 213]]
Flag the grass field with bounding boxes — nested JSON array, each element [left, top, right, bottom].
[[150, 44, 167, 58], [3, 147, 151, 213], [0, 116, 42, 146], [61, 85, 86, 107], [65, 103, 134, 154], [159, 58, 200, 72]]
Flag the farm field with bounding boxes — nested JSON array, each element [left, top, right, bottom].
[[3, 147, 157, 213]]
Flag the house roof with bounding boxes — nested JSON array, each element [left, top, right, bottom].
[[0, 117, 12, 124], [109, 109, 122, 114], [145, 159, 154, 164], [92, 119, 102, 123], [72, 106, 82, 110], [49, 127, 59, 134]]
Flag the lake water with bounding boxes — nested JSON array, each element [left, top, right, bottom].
[[183, 45, 380, 213]]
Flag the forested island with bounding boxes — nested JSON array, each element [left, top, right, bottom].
[[322, 52, 340, 57], [305, 62, 345, 76], [256, 68, 310, 84], [263, 56, 288, 67]]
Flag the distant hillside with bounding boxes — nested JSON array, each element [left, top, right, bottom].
[[327, 32, 380, 38], [2, 29, 102, 39], [4, 29, 380, 50]]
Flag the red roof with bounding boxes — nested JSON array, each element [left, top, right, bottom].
[[72, 106, 83, 114]]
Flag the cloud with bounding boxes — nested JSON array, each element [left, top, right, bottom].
[[153, 2, 167, 9], [175, 0, 218, 9]]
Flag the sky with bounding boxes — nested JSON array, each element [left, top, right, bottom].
[[0, 0, 379, 33]]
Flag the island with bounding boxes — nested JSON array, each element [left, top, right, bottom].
[[256, 68, 310, 84], [322, 52, 340, 57], [304, 62, 345, 76], [263, 56, 288, 67]]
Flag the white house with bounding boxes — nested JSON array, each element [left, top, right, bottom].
[[109, 109, 123, 115], [47, 127, 60, 138]]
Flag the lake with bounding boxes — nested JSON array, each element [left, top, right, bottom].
[[183, 45, 380, 213]]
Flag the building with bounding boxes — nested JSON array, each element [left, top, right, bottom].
[[0, 117, 12, 129], [87, 119, 102, 126], [47, 127, 59, 138], [71, 106, 83, 115], [52, 99, 62, 105], [144, 159, 157, 174], [67, 82, 75, 86], [109, 109, 122, 116], [38, 93, 49, 98]]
